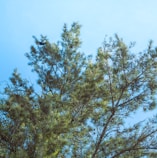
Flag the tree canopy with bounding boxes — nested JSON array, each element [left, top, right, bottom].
[[1, 23, 157, 158]]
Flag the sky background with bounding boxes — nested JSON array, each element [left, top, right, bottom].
[[1, 0, 157, 123]]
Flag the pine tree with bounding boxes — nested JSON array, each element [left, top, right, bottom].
[[1, 23, 157, 157]]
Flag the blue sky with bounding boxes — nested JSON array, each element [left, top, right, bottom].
[[1, 0, 157, 121]]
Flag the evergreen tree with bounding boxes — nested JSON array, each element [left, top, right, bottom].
[[1, 23, 157, 157]]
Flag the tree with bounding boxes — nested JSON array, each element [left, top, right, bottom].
[[1, 23, 157, 158]]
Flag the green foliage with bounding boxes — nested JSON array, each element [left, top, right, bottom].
[[1, 23, 157, 157]]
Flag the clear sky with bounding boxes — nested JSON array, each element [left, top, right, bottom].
[[1, 0, 157, 121]]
